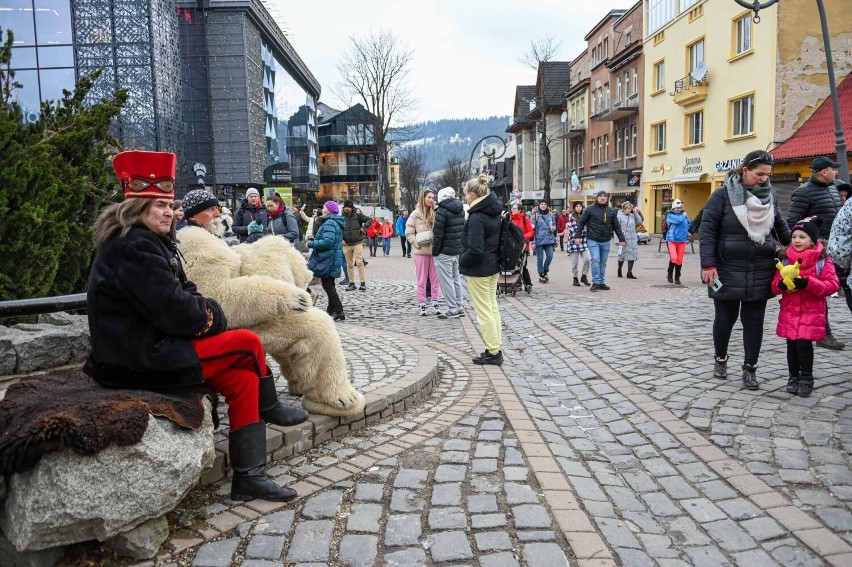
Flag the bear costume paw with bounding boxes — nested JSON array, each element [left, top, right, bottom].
[[301, 382, 366, 417]]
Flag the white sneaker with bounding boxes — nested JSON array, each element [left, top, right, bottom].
[[432, 303, 441, 315], [419, 303, 427, 316], [831, 292, 839, 298]]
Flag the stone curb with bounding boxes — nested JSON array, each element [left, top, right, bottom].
[[201, 328, 440, 486], [506, 296, 852, 566]]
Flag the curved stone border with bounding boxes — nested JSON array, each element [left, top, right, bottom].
[[201, 328, 440, 486]]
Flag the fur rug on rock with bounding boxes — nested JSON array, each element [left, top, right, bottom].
[[0, 368, 214, 475], [177, 227, 365, 417]]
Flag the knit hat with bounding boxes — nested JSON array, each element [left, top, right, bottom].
[[245, 187, 260, 198], [343, 200, 354, 209], [596, 190, 608, 198], [672, 199, 683, 209], [792, 215, 822, 243], [183, 189, 220, 219], [324, 200, 340, 215], [112, 150, 176, 200], [437, 187, 455, 203]]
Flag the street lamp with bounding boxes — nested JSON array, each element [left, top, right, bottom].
[[734, 0, 849, 181], [469, 135, 509, 201]]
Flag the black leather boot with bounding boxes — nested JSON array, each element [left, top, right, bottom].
[[618, 261, 624, 278], [667, 262, 674, 283], [259, 373, 309, 426], [742, 364, 759, 390], [626, 261, 637, 279], [573, 277, 581, 287], [786, 374, 800, 394], [580, 275, 591, 286], [674, 264, 682, 285], [713, 356, 728, 379], [230, 422, 297, 502], [797, 373, 814, 397]]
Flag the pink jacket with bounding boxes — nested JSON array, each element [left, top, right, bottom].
[[772, 241, 840, 341]]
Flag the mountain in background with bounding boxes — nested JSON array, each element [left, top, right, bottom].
[[395, 116, 512, 174]]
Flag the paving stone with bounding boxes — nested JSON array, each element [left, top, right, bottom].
[[472, 513, 508, 529], [503, 467, 529, 481], [301, 490, 343, 519], [512, 504, 552, 529], [716, 498, 762, 521], [479, 552, 520, 567], [504, 448, 525, 466], [730, 549, 779, 567], [683, 545, 735, 567], [428, 506, 467, 530], [478, 430, 503, 441], [481, 420, 505, 431], [286, 520, 333, 563], [815, 507, 852, 531], [468, 494, 498, 513], [595, 517, 641, 549], [347, 503, 383, 533], [385, 514, 421, 547], [605, 485, 646, 512], [567, 476, 609, 501], [740, 516, 786, 541], [354, 483, 385, 502], [384, 547, 427, 567], [614, 548, 655, 567], [443, 439, 472, 451], [638, 533, 681, 559], [472, 458, 499, 473], [504, 482, 539, 504], [641, 492, 681, 517], [702, 519, 757, 552], [697, 480, 738, 501], [662, 516, 711, 546], [431, 482, 461, 506], [394, 469, 428, 489], [440, 451, 470, 463], [192, 538, 240, 567], [516, 530, 555, 541], [474, 531, 513, 551], [475, 443, 501, 458], [429, 531, 473, 562], [521, 542, 569, 567], [244, 535, 285, 560], [390, 489, 425, 512], [658, 476, 700, 499], [254, 510, 295, 536], [434, 464, 466, 482], [337, 534, 377, 567]]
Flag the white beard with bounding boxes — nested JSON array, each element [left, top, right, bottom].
[[205, 217, 225, 238]]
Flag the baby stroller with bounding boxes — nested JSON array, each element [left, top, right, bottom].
[[497, 250, 533, 296]]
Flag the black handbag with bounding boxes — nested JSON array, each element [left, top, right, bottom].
[[308, 252, 335, 278]]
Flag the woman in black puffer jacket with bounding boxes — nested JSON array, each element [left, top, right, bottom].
[[700, 150, 791, 390], [460, 174, 503, 366]]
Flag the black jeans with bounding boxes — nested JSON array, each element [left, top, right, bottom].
[[786, 339, 814, 376], [399, 235, 411, 256], [713, 299, 767, 366], [368, 236, 379, 256], [321, 276, 343, 314]]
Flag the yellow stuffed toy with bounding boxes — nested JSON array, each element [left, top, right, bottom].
[[776, 258, 801, 291]]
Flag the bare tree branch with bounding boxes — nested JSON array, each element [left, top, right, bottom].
[[397, 144, 427, 212]]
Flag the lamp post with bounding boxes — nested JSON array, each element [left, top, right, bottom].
[[734, 0, 849, 181]]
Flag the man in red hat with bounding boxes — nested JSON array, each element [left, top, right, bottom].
[[85, 150, 307, 502]]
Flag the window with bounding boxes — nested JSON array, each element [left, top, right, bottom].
[[604, 134, 609, 162], [652, 121, 667, 153], [680, 0, 699, 10], [688, 38, 705, 73], [616, 77, 622, 102], [631, 124, 637, 157], [626, 30, 632, 45], [598, 138, 603, 163], [592, 138, 598, 164], [632, 66, 638, 95], [603, 38, 609, 59], [649, 0, 675, 34], [731, 94, 754, 136], [686, 110, 704, 146], [616, 129, 622, 158], [653, 60, 666, 92], [624, 71, 630, 99], [734, 14, 752, 55]]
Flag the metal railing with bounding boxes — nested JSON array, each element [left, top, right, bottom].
[[319, 164, 379, 177], [673, 73, 709, 94], [0, 294, 87, 320], [317, 134, 375, 147]]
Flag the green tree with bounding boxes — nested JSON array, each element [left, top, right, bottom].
[[0, 27, 127, 300]]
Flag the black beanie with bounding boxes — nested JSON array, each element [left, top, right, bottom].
[[792, 215, 822, 243], [183, 189, 219, 219]]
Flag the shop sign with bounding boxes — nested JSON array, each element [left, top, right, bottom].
[[268, 187, 293, 206], [652, 163, 672, 174], [581, 181, 595, 190], [628, 174, 641, 187], [264, 162, 291, 183], [683, 157, 702, 174], [715, 158, 743, 172]]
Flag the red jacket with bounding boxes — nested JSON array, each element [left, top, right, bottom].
[[557, 213, 569, 235], [511, 212, 534, 252], [365, 219, 382, 238], [772, 241, 840, 341], [381, 223, 394, 238]]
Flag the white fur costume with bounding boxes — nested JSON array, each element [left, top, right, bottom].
[[177, 226, 365, 417]]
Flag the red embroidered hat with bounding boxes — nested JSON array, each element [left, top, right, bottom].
[[112, 151, 176, 200]]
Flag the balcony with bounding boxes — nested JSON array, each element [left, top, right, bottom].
[[319, 164, 379, 181], [591, 94, 640, 122], [317, 134, 376, 151], [561, 119, 586, 139], [673, 73, 708, 106]]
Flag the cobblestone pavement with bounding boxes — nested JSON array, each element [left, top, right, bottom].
[[115, 236, 852, 566]]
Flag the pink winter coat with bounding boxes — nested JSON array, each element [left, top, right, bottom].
[[771, 241, 840, 341]]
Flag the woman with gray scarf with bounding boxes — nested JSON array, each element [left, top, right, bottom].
[[699, 150, 791, 390]]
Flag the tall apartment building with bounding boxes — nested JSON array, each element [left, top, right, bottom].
[[316, 102, 380, 205], [640, 0, 852, 231]]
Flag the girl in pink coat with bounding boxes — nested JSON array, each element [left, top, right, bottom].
[[771, 216, 840, 397]]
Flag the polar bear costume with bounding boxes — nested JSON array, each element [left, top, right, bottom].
[[177, 226, 365, 417]]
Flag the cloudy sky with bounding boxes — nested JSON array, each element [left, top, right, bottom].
[[271, 0, 639, 123]]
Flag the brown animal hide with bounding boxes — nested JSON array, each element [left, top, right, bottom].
[[0, 368, 216, 475]]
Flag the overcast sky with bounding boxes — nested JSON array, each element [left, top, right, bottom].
[[271, 0, 639, 124]]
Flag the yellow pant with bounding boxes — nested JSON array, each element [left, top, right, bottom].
[[343, 243, 366, 283], [466, 274, 502, 354]]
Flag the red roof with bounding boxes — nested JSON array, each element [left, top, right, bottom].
[[772, 73, 852, 161]]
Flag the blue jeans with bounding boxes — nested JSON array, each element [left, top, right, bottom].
[[382, 237, 391, 255], [535, 244, 554, 276], [587, 240, 611, 284]]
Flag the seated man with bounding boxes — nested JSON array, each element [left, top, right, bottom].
[[84, 150, 308, 503]]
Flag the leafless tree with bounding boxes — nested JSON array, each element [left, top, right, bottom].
[[334, 29, 416, 210], [397, 144, 427, 212], [431, 155, 470, 194], [520, 37, 562, 203]]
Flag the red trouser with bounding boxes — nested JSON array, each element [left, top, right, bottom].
[[668, 241, 686, 266], [191, 329, 268, 430]]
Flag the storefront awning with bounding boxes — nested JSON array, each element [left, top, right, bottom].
[[671, 173, 707, 183]]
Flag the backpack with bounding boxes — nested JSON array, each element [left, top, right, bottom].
[[782, 257, 825, 276], [498, 216, 526, 271]]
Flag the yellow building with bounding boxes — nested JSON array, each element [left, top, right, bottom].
[[388, 156, 401, 208], [640, 0, 852, 232]]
